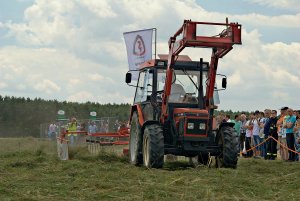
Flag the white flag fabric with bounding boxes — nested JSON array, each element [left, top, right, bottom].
[[123, 29, 153, 79]]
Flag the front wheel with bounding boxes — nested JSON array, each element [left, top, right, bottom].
[[143, 124, 164, 168], [215, 126, 238, 168]]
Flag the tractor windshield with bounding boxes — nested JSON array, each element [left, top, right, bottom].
[[157, 69, 207, 104]]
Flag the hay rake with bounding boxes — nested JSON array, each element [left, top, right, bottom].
[[57, 127, 130, 159]]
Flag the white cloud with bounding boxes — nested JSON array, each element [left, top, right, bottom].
[[68, 79, 83, 87], [271, 90, 289, 102], [88, 73, 103, 81], [79, 0, 117, 18], [120, 0, 165, 22], [67, 91, 93, 102], [235, 13, 300, 28], [0, 82, 7, 89], [33, 79, 61, 94], [247, 0, 300, 11], [16, 84, 26, 90], [227, 72, 241, 86], [4, 74, 14, 81]]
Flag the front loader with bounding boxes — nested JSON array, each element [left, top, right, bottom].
[[125, 19, 242, 168]]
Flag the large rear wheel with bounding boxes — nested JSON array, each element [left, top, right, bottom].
[[216, 126, 238, 168], [129, 112, 143, 165], [143, 124, 164, 168]]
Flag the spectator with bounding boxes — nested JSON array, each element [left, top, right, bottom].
[[232, 114, 241, 134], [284, 108, 297, 161], [48, 122, 57, 140], [113, 120, 120, 132], [252, 111, 261, 158], [104, 122, 109, 133], [232, 114, 241, 155], [294, 118, 300, 161], [265, 110, 278, 160], [295, 137, 300, 161], [262, 109, 271, 159], [295, 110, 300, 120], [126, 121, 130, 128], [244, 114, 254, 158], [239, 114, 247, 156], [258, 111, 267, 158], [225, 114, 231, 122], [67, 117, 77, 145], [88, 121, 97, 134], [119, 121, 127, 129], [215, 115, 223, 128], [294, 117, 300, 136], [80, 122, 86, 131], [76, 123, 81, 131], [277, 107, 288, 161], [220, 113, 226, 123]]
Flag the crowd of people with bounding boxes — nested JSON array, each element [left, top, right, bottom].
[[50, 107, 300, 161], [216, 107, 300, 162]]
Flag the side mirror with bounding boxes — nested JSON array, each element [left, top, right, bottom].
[[125, 73, 132, 84], [222, 77, 227, 89]]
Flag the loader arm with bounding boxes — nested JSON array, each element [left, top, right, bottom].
[[161, 19, 242, 123]]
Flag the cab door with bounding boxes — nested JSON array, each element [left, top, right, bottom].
[[134, 69, 154, 121]]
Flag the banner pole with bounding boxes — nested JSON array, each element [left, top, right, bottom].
[[153, 28, 157, 60]]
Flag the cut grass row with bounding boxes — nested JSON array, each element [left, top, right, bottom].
[[0, 138, 299, 201]]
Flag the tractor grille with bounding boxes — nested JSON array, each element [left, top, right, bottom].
[[185, 118, 207, 135]]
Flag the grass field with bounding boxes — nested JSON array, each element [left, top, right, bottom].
[[0, 138, 299, 201]]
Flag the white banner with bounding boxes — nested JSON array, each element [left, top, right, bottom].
[[123, 29, 153, 79]]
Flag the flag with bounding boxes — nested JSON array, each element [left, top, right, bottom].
[[123, 29, 153, 80]]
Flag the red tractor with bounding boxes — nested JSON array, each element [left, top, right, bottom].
[[125, 19, 242, 168]]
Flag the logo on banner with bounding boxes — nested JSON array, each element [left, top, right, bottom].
[[133, 35, 146, 56]]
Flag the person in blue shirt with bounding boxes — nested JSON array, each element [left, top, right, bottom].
[[283, 108, 297, 161]]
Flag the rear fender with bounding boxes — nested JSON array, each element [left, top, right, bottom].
[[129, 104, 145, 126], [130, 107, 159, 140]]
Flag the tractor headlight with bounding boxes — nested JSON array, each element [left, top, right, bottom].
[[187, 123, 194, 129], [199, 123, 206, 130]]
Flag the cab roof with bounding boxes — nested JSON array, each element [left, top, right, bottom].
[[139, 54, 209, 71]]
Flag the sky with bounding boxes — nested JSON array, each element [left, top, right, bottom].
[[0, 0, 299, 112]]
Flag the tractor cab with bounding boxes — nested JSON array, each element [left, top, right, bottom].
[[126, 57, 224, 122]]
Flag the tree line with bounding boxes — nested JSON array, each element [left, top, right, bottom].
[[0, 96, 131, 137]]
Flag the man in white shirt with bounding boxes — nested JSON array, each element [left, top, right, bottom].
[[245, 114, 254, 157], [252, 110, 261, 158]]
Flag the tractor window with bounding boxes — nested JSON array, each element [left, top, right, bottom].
[[204, 73, 221, 105], [157, 69, 205, 104], [213, 83, 220, 104], [157, 68, 220, 104], [157, 69, 167, 92], [172, 70, 200, 103], [134, 70, 152, 103]]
